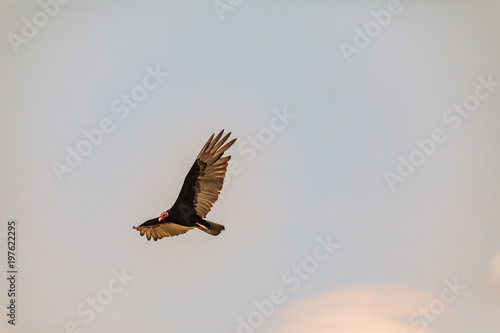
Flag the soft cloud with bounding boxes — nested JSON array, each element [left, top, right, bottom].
[[268, 285, 435, 333]]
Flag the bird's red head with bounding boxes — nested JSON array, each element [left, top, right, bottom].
[[158, 211, 169, 221]]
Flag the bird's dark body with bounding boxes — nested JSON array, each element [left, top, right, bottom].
[[140, 206, 204, 227], [140, 210, 204, 228]]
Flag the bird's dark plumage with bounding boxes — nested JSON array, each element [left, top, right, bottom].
[[133, 130, 236, 241]]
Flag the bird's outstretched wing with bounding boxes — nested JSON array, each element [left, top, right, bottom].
[[133, 222, 193, 241], [171, 130, 236, 218]]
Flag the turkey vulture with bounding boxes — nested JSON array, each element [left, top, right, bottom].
[[133, 130, 236, 241]]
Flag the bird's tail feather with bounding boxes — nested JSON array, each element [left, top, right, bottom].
[[198, 220, 225, 236]]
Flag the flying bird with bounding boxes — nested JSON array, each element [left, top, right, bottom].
[[133, 130, 236, 241]]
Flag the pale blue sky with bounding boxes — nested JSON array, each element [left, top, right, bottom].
[[1, 1, 500, 332]]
